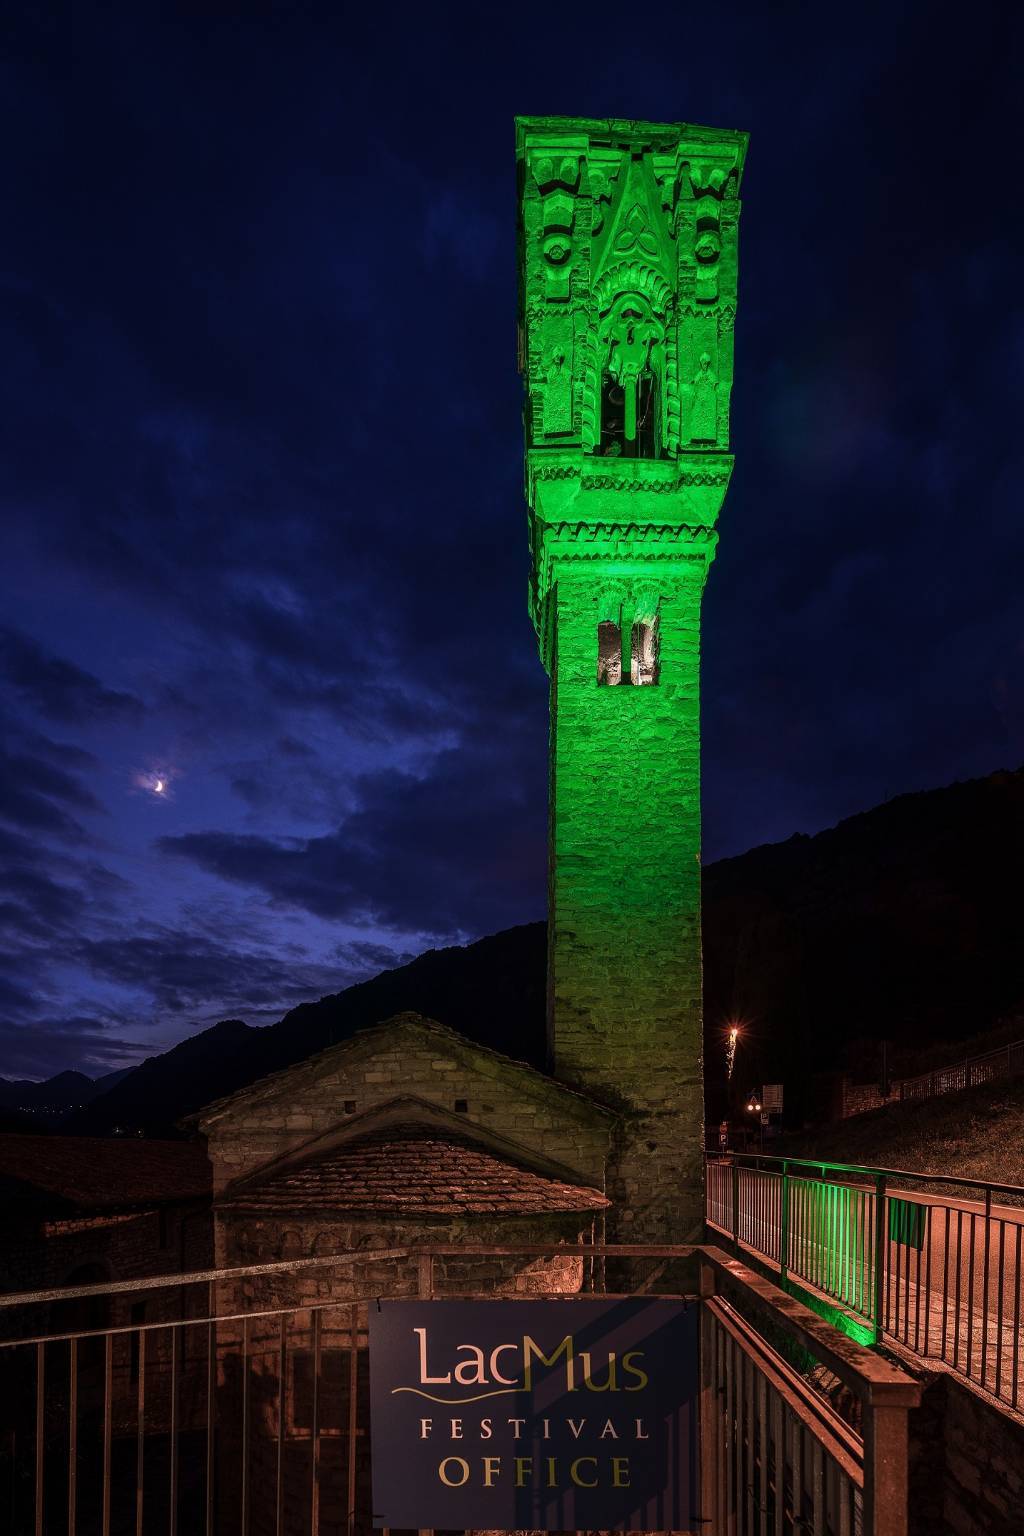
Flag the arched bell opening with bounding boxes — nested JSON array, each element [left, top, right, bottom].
[[594, 287, 667, 461], [599, 368, 659, 459]]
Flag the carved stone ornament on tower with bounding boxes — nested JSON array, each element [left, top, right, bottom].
[[517, 116, 747, 1245]]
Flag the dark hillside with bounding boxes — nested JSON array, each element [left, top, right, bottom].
[[263, 924, 548, 1074], [66, 768, 1024, 1137], [67, 927, 547, 1137], [782, 1077, 1024, 1195], [701, 768, 1024, 1119]]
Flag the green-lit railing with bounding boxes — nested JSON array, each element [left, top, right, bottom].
[[706, 1152, 1024, 1409]]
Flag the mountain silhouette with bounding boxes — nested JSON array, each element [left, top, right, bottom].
[[0, 1067, 135, 1118], [64, 767, 1024, 1136]]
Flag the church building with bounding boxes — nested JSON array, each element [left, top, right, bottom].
[[196, 114, 746, 1286]]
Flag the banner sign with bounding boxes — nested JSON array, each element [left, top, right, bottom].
[[369, 1297, 698, 1531]]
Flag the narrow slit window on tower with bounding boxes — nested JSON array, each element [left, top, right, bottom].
[[631, 620, 659, 686], [597, 620, 623, 685]]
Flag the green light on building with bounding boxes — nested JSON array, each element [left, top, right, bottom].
[[517, 117, 748, 1241]]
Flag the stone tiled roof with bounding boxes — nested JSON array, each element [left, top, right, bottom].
[[219, 1122, 610, 1217], [0, 1134, 212, 1213]]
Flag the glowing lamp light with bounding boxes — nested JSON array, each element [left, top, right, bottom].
[[725, 1023, 740, 1082]]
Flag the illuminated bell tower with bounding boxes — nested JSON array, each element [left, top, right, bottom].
[[517, 116, 747, 1242]]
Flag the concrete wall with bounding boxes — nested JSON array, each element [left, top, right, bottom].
[[905, 1369, 1023, 1536]]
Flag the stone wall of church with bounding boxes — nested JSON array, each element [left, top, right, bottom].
[[547, 564, 707, 1245], [204, 1028, 611, 1235], [215, 1209, 592, 1320]]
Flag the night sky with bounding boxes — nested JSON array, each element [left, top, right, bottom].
[[2, 4, 1022, 1078]]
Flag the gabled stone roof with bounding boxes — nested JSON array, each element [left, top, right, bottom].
[[190, 1011, 615, 1129], [218, 1121, 610, 1217]]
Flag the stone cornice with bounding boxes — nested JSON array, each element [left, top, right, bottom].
[[537, 520, 718, 545], [515, 116, 749, 177], [530, 519, 716, 662], [527, 453, 734, 503], [531, 466, 731, 491]]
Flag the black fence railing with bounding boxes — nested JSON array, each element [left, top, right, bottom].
[[0, 1242, 922, 1536], [706, 1153, 1024, 1412], [899, 1037, 1024, 1102]]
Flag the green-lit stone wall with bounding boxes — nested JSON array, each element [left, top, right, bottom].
[[517, 116, 747, 1241]]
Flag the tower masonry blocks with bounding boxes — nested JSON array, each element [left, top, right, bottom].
[[517, 116, 747, 1241]]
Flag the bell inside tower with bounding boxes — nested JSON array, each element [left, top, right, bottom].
[[599, 368, 658, 458]]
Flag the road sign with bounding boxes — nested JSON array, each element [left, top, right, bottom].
[[762, 1084, 783, 1113]]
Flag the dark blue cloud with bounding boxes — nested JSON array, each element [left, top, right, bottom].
[[0, 750, 94, 841], [74, 929, 344, 1016], [0, 1, 1021, 1075], [0, 627, 143, 725], [160, 733, 545, 937], [0, 1018, 150, 1080]]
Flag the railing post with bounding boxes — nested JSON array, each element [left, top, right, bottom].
[[731, 1159, 740, 1255], [779, 1160, 790, 1282], [872, 1174, 887, 1345], [697, 1266, 717, 1533], [981, 1185, 992, 1384], [347, 1303, 358, 1536], [863, 1398, 911, 1536]]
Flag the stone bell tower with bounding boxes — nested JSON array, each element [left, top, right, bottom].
[[516, 116, 747, 1242]]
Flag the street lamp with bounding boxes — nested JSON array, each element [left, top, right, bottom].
[[746, 1092, 764, 1150], [726, 1023, 740, 1081]]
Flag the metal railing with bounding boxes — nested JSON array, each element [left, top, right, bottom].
[[699, 1248, 919, 1536], [0, 1241, 921, 1536], [899, 1036, 1024, 1102], [706, 1153, 1024, 1411]]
